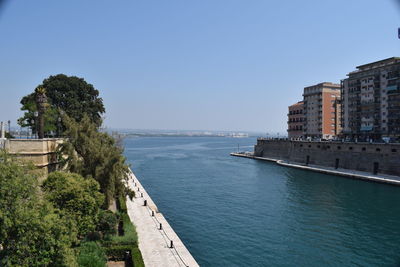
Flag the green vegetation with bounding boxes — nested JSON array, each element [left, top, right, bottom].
[[2, 74, 145, 266], [42, 172, 104, 238], [77, 242, 107, 267], [0, 153, 78, 267], [18, 74, 105, 136], [59, 114, 129, 206]]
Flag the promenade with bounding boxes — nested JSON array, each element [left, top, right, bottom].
[[231, 153, 400, 186], [126, 170, 199, 267]]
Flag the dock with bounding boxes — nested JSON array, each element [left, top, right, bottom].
[[230, 152, 400, 186]]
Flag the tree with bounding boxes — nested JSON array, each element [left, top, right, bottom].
[[35, 87, 48, 139], [59, 114, 129, 206], [0, 152, 78, 267], [18, 74, 105, 136], [42, 171, 104, 238]]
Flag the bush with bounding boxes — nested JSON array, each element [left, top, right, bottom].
[[118, 196, 127, 213], [97, 210, 118, 237], [111, 213, 137, 243], [102, 244, 144, 267], [77, 241, 107, 267]]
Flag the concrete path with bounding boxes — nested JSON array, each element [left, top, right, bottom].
[[231, 152, 400, 186], [126, 170, 199, 267]]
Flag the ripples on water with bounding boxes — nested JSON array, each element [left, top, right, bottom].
[[124, 137, 400, 267]]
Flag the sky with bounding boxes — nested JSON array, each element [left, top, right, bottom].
[[0, 0, 399, 133]]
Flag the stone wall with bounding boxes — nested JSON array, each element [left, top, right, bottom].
[[3, 138, 63, 174], [254, 139, 400, 176]]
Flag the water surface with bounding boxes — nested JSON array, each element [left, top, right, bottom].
[[124, 137, 400, 266]]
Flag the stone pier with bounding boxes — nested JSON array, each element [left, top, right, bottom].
[[126, 169, 199, 267]]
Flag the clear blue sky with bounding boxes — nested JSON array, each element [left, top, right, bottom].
[[0, 0, 399, 133]]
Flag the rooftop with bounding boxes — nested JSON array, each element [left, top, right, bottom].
[[356, 57, 400, 70]]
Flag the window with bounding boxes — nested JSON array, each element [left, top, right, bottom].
[[392, 149, 397, 153], [362, 147, 366, 151], [376, 148, 381, 152]]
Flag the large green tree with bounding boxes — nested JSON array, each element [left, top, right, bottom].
[[18, 74, 105, 136], [60, 114, 130, 206], [42, 171, 104, 238], [0, 152, 78, 267]]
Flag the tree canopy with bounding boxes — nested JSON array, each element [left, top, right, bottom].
[[60, 114, 130, 206], [0, 153, 78, 267], [18, 74, 105, 136], [42, 171, 104, 238]]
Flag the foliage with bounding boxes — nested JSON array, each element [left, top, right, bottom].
[[18, 74, 105, 136], [77, 241, 107, 267], [111, 213, 138, 244], [102, 243, 144, 267], [59, 114, 130, 206], [5, 132, 14, 138], [42, 171, 104, 238], [118, 195, 128, 213], [0, 152, 78, 267], [97, 210, 118, 237], [17, 91, 59, 135]]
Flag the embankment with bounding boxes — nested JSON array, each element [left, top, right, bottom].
[[126, 169, 199, 267]]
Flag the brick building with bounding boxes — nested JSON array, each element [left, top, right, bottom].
[[287, 101, 304, 139]]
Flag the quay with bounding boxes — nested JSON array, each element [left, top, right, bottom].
[[126, 169, 199, 267], [231, 152, 400, 186]]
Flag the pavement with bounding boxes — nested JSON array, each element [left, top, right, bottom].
[[126, 170, 199, 267]]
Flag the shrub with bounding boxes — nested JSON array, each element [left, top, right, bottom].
[[77, 241, 107, 267], [111, 213, 137, 243], [118, 196, 127, 213], [97, 210, 118, 237]]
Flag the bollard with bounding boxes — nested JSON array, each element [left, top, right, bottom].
[[159, 223, 162, 230], [151, 210, 154, 216], [170, 240, 174, 248], [143, 200, 147, 206]]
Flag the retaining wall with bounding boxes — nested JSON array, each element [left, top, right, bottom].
[[254, 139, 400, 176]]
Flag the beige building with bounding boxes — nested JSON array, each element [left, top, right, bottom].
[[303, 82, 341, 139]]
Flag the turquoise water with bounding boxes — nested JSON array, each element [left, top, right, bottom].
[[124, 137, 400, 267]]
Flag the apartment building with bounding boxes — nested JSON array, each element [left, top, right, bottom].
[[287, 101, 304, 139], [303, 82, 341, 139], [341, 57, 400, 140]]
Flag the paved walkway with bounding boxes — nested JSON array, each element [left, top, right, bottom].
[[126, 170, 199, 267], [231, 153, 400, 186]]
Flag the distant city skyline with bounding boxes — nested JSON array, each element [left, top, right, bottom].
[[0, 0, 399, 132]]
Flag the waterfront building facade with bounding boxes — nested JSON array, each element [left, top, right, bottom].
[[287, 101, 305, 139], [303, 82, 341, 139], [341, 57, 400, 141]]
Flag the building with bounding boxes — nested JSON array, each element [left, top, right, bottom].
[[287, 101, 304, 139], [303, 82, 341, 139], [341, 57, 400, 141]]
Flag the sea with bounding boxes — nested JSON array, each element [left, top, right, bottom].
[[123, 136, 400, 267]]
